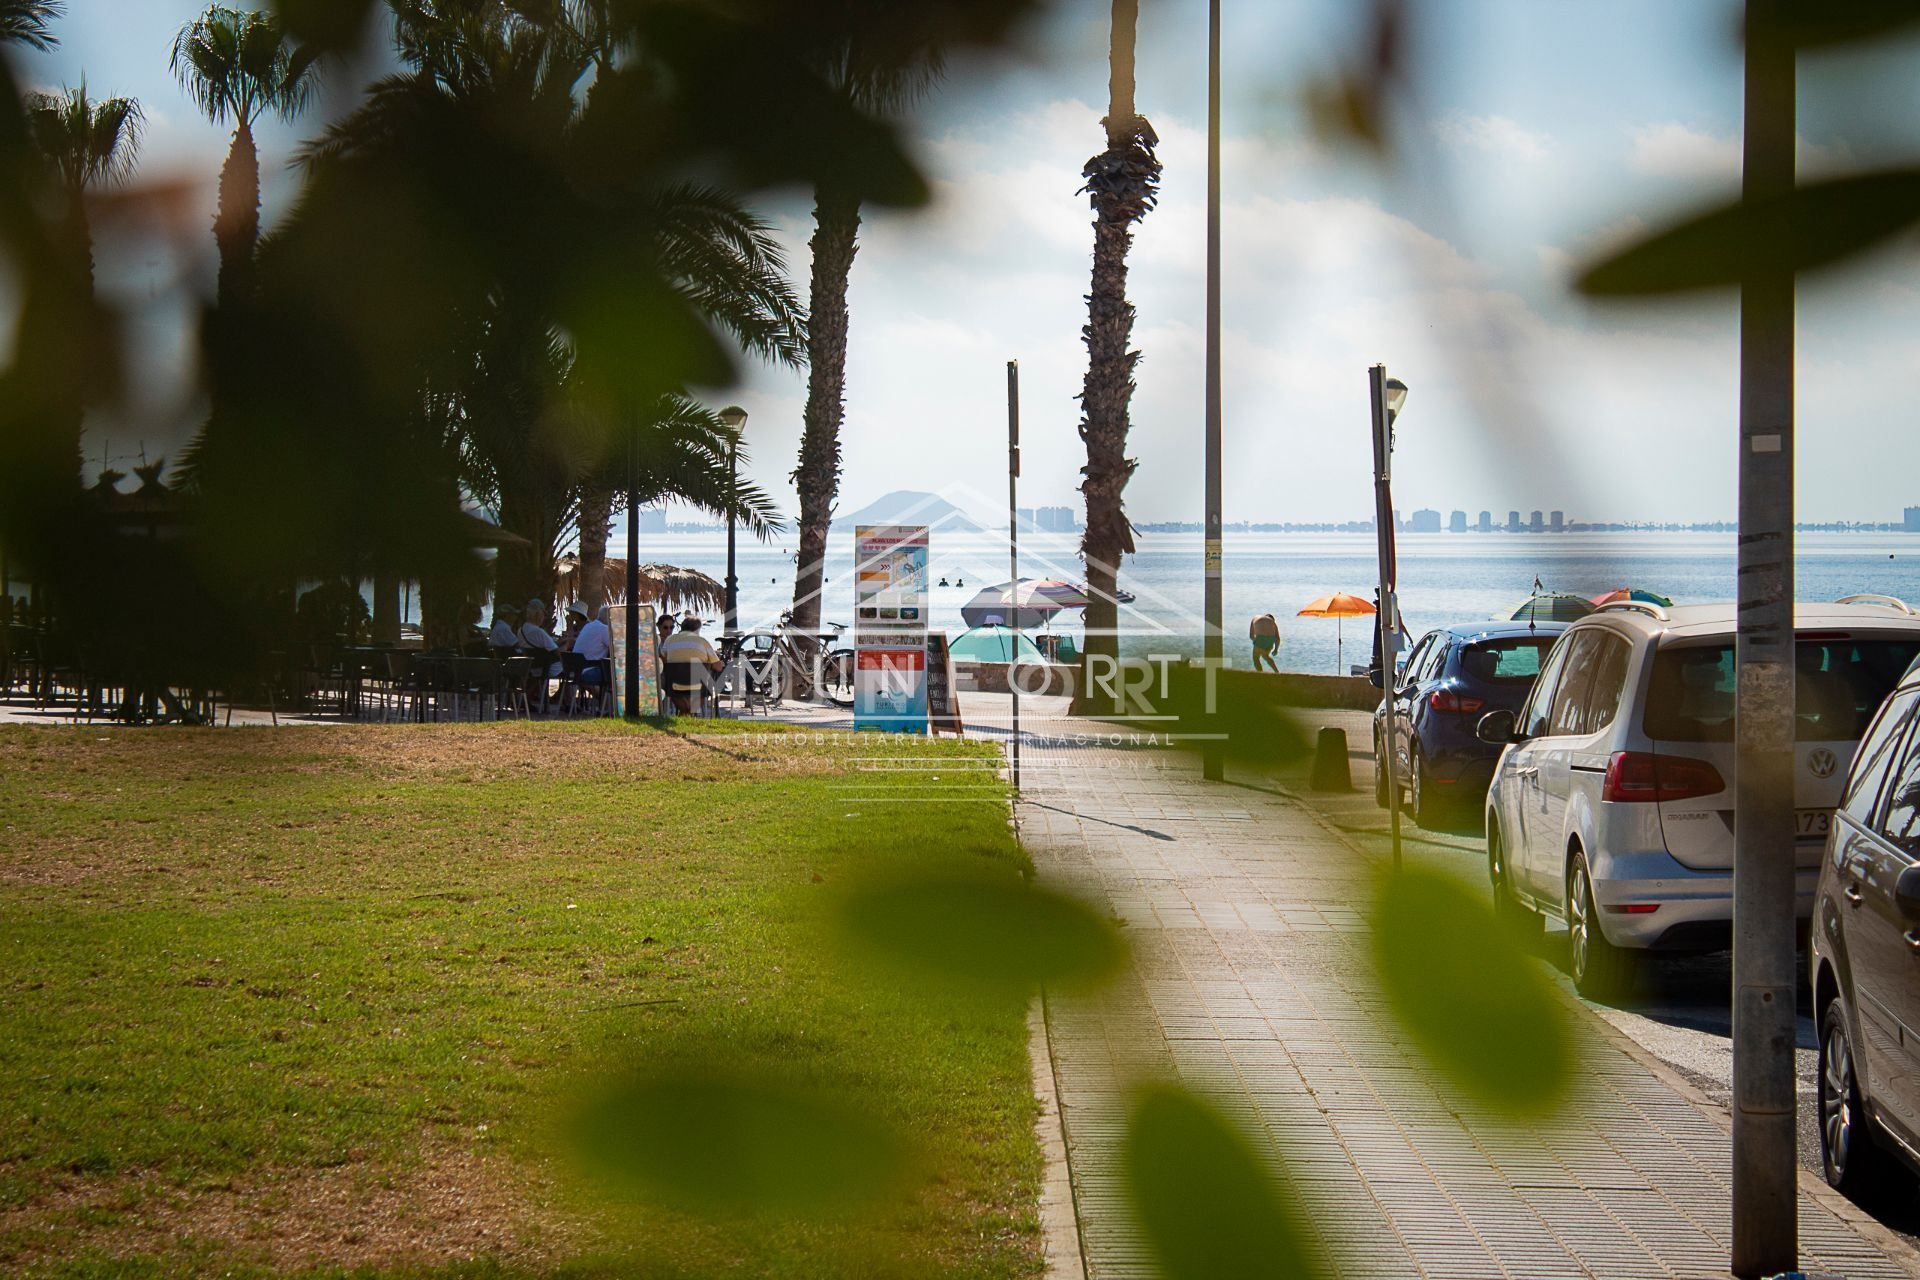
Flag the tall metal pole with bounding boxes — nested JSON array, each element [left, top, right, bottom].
[[1201, 0, 1224, 782], [1007, 360, 1022, 795], [1730, 2, 1796, 1273], [724, 437, 739, 636], [1369, 366, 1402, 872], [624, 440, 641, 722]]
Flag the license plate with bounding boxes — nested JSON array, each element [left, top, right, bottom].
[[1797, 809, 1833, 838]]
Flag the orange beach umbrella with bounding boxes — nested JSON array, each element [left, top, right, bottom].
[[1297, 592, 1377, 674], [1297, 592, 1376, 619]]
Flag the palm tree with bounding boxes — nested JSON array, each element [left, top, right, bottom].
[[0, 0, 62, 50], [171, 5, 317, 307], [786, 42, 943, 636], [21, 85, 142, 477], [24, 85, 142, 265], [1077, 0, 1159, 703], [278, 3, 801, 607]]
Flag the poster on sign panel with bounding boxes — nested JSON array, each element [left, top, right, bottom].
[[853, 646, 928, 733], [853, 525, 930, 637]]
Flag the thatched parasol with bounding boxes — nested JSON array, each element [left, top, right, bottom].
[[555, 555, 726, 611]]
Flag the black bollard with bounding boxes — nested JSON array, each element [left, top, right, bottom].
[[1310, 726, 1352, 792]]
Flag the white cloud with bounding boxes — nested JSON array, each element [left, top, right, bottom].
[[1629, 122, 1741, 179], [1431, 114, 1554, 163], [1629, 123, 1855, 180]]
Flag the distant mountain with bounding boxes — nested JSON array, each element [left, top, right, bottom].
[[832, 490, 985, 534]]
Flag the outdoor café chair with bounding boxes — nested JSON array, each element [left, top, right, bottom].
[[493, 652, 532, 719], [452, 655, 496, 721], [662, 660, 708, 716], [383, 649, 420, 723]]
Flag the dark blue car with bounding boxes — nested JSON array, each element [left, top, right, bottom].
[[1373, 620, 1568, 827]]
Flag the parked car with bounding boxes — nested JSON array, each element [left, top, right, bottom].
[[1811, 654, 1920, 1189], [1373, 621, 1568, 826], [1478, 597, 1920, 997]]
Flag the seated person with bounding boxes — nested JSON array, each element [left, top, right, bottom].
[[658, 615, 723, 714], [558, 601, 588, 651], [656, 610, 676, 651], [488, 605, 521, 650], [574, 605, 612, 679], [519, 598, 563, 680]]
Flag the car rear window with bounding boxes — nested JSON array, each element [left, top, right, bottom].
[[1457, 638, 1556, 684], [1643, 638, 1920, 743]]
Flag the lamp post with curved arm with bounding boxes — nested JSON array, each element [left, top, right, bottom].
[[1370, 368, 1409, 870], [717, 405, 749, 637]]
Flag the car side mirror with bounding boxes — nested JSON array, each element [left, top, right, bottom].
[[1476, 709, 1519, 745], [1367, 668, 1383, 689], [1896, 865, 1920, 924]]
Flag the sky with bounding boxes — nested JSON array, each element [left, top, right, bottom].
[[18, 0, 1920, 527]]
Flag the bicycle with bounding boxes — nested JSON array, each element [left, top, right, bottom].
[[717, 617, 855, 709]]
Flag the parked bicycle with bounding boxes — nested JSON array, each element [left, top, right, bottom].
[[717, 617, 855, 708]]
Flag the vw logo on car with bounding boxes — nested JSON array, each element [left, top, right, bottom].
[[1808, 748, 1838, 779]]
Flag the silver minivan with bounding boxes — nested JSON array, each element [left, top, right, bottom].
[[1479, 597, 1920, 997]]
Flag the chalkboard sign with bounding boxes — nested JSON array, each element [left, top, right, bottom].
[[926, 633, 965, 737]]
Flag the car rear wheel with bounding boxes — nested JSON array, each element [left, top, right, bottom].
[[1820, 996, 1895, 1192], [1410, 747, 1443, 828], [1373, 731, 1391, 809], [1568, 852, 1631, 999], [1488, 822, 1541, 937]]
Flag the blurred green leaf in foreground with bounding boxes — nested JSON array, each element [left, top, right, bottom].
[[1577, 168, 1920, 297], [837, 869, 1126, 996], [571, 1068, 910, 1218], [1123, 1083, 1323, 1280], [1371, 867, 1573, 1115]]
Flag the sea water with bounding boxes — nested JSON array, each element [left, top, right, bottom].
[[494, 529, 1920, 677]]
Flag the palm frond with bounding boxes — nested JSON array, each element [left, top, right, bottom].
[[652, 184, 808, 368], [24, 85, 143, 195], [172, 5, 315, 128], [0, 0, 63, 51]]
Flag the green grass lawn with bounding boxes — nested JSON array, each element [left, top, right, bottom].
[[0, 720, 1041, 1279]]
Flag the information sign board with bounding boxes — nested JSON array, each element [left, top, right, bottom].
[[608, 603, 660, 718]]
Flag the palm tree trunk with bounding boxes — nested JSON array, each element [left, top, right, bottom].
[[788, 187, 861, 635], [215, 120, 260, 308], [577, 485, 613, 612], [1078, 0, 1159, 711]]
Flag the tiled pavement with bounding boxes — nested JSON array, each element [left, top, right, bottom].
[[1015, 738, 1917, 1280]]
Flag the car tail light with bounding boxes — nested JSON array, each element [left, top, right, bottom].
[[1429, 688, 1485, 714], [1602, 751, 1726, 803]]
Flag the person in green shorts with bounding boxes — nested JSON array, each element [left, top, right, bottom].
[[1249, 613, 1281, 673]]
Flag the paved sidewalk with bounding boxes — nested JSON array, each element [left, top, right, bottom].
[[1016, 739, 1915, 1280]]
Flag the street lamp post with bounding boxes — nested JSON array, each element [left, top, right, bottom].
[[1369, 367, 1409, 871], [1201, 0, 1224, 782], [1730, 5, 1797, 1273], [717, 406, 748, 637], [624, 430, 641, 721]]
